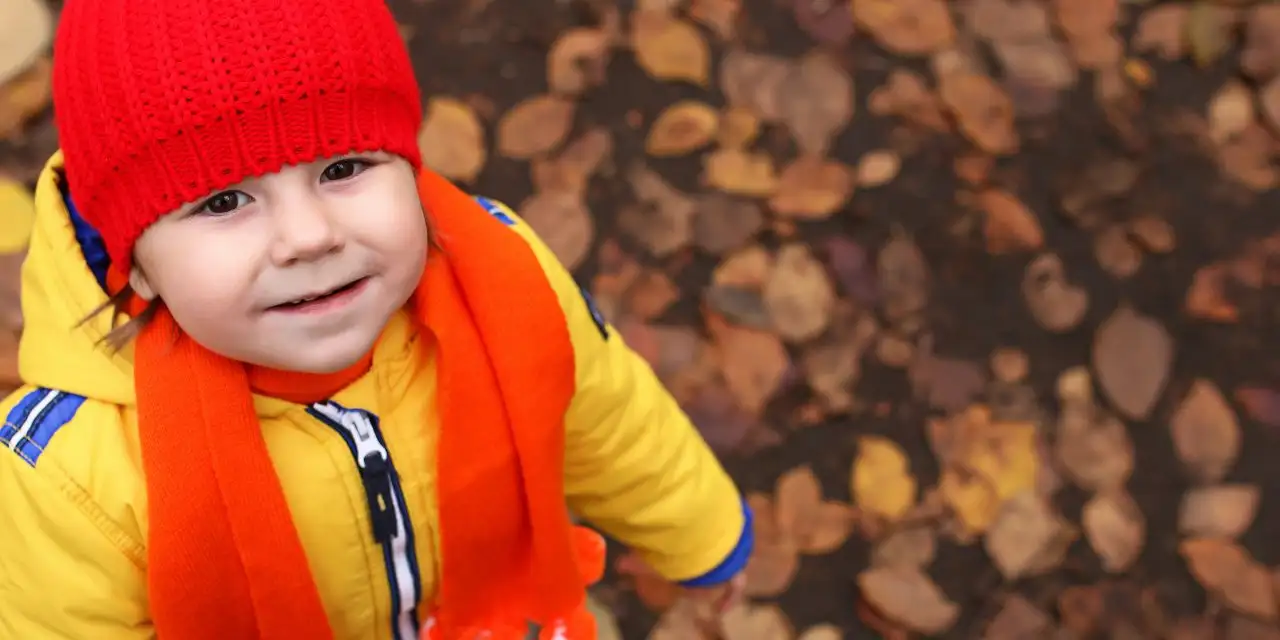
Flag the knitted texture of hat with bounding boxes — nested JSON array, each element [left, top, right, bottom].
[[52, 0, 424, 269]]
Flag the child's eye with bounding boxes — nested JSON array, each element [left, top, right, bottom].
[[321, 159, 371, 182], [195, 191, 250, 216]]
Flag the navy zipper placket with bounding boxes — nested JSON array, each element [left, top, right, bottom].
[[307, 401, 423, 640]]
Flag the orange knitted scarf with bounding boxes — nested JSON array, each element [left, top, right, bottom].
[[130, 170, 583, 639]]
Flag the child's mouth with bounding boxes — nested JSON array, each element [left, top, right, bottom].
[[269, 277, 370, 314]]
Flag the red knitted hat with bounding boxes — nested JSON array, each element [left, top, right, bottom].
[[51, 0, 424, 269]]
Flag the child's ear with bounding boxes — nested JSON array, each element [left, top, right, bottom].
[[128, 266, 157, 301]]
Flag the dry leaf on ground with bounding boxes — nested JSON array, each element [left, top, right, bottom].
[[743, 494, 801, 597], [547, 27, 609, 96], [1236, 387, 1280, 428], [852, 435, 917, 523], [622, 166, 697, 257], [632, 12, 710, 87], [531, 127, 613, 195], [1178, 484, 1260, 539], [720, 50, 790, 121], [1092, 306, 1173, 421], [985, 490, 1073, 580], [796, 623, 842, 640], [877, 231, 930, 324], [871, 526, 936, 570], [1181, 538, 1278, 621], [693, 193, 765, 255], [1056, 403, 1134, 492], [0, 57, 52, 140], [720, 603, 794, 640], [1023, 254, 1088, 332], [1133, 4, 1188, 61], [938, 71, 1019, 155], [517, 191, 593, 269], [763, 244, 836, 343], [979, 189, 1044, 254], [1082, 489, 1145, 573], [417, 97, 486, 183], [856, 151, 901, 187], [986, 595, 1053, 639], [1242, 4, 1280, 80], [710, 319, 790, 416], [770, 157, 854, 220], [704, 148, 779, 197], [496, 94, 575, 160], [0, 0, 52, 87], [851, 0, 956, 56], [857, 565, 960, 635], [646, 100, 719, 157], [773, 466, 855, 555], [775, 52, 854, 156], [1170, 379, 1242, 483]]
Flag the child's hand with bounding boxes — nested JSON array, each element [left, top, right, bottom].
[[683, 572, 746, 621]]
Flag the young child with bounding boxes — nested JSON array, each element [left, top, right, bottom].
[[0, 0, 753, 638]]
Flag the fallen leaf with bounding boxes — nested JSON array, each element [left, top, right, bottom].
[[1242, 5, 1280, 80], [877, 231, 930, 323], [985, 595, 1052, 639], [1181, 538, 1278, 621], [720, 50, 791, 121], [693, 193, 765, 255], [1128, 215, 1176, 254], [713, 245, 774, 288], [979, 189, 1044, 254], [871, 526, 936, 570], [626, 271, 679, 320], [857, 565, 960, 635], [690, 0, 741, 41], [704, 148, 779, 197], [1056, 407, 1134, 493], [718, 106, 761, 149], [775, 52, 855, 156], [517, 191, 594, 269], [852, 435, 918, 523], [764, 244, 837, 343], [851, 0, 956, 56], [825, 237, 879, 307], [546, 27, 609, 96], [1094, 224, 1143, 279], [797, 623, 842, 640], [743, 495, 801, 597], [1082, 489, 1145, 573], [802, 316, 876, 413], [617, 552, 682, 613], [1185, 263, 1239, 323], [719, 603, 794, 640], [632, 12, 711, 87], [0, 178, 35, 253], [769, 156, 855, 220], [1186, 2, 1237, 68], [1208, 80, 1254, 145], [1023, 254, 1088, 332], [646, 100, 719, 157], [0, 0, 52, 87], [1170, 379, 1242, 483], [496, 94, 576, 160], [1133, 4, 1188, 61], [712, 322, 790, 416], [856, 150, 901, 187], [622, 166, 697, 257], [1236, 388, 1280, 428], [417, 97, 487, 183], [938, 71, 1019, 155], [990, 347, 1028, 384], [1179, 484, 1260, 539], [0, 57, 52, 140], [1057, 585, 1104, 636], [985, 490, 1070, 580], [773, 466, 853, 555], [1092, 306, 1173, 421], [531, 127, 614, 194]]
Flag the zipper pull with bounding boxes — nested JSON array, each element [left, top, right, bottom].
[[360, 451, 397, 544]]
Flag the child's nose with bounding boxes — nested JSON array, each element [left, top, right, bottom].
[[269, 200, 344, 265]]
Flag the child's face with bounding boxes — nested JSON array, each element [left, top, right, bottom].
[[130, 152, 429, 373]]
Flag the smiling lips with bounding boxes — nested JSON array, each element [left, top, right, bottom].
[[269, 277, 370, 314]]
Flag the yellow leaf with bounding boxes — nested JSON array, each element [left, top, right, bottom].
[[645, 100, 719, 157], [0, 178, 35, 252], [631, 13, 710, 86], [852, 435, 917, 522], [940, 469, 999, 535], [704, 148, 778, 197], [417, 97, 487, 182]]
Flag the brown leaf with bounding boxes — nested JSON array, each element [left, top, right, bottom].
[[871, 526, 936, 570], [0, 57, 51, 140], [1023, 254, 1088, 332], [631, 12, 710, 87], [764, 244, 837, 343], [496, 94, 576, 160], [770, 156, 855, 220], [1181, 538, 1278, 621], [979, 189, 1044, 254], [517, 191, 593, 269], [1236, 388, 1280, 428], [1056, 406, 1134, 493], [1133, 4, 1188, 61], [985, 490, 1070, 580], [1242, 5, 1280, 80], [1094, 224, 1143, 279], [625, 165, 697, 257], [616, 552, 681, 613], [705, 285, 772, 330], [793, 0, 855, 46], [963, 0, 1051, 42], [718, 106, 761, 149], [1187, 2, 1238, 68], [1082, 489, 1145, 573], [985, 595, 1052, 640], [692, 193, 764, 255], [993, 39, 1075, 118], [626, 271, 679, 321], [720, 50, 791, 122], [774, 466, 854, 555], [704, 148, 779, 197], [797, 623, 842, 640], [938, 72, 1019, 155], [990, 347, 1028, 384], [689, 0, 741, 41], [1186, 263, 1240, 323], [646, 100, 719, 157], [1170, 379, 1242, 483], [877, 232, 930, 324], [546, 27, 609, 96], [417, 97, 487, 183], [1209, 80, 1255, 146], [744, 497, 801, 597], [1179, 484, 1260, 539], [802, 316, 876, 413], [851, 0, 956, 56], [1129, 215, 1177, 254], [713, 245, 773, 288], [775, 52, 854, 156], [712, 322, 790, 416], [1092, 306, 1173, 421], [719, 604, 794, 640], [531, 127, 614, 194], [857, 565, 960, 635], [856, 150, 901, 187]]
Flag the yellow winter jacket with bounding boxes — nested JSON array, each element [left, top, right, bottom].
[[0, 152, 749, 639]]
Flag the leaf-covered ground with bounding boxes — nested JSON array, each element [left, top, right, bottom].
[[5, 1, 1280, 638]]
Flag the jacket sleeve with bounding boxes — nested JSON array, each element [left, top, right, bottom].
[[480, 197, 752, 584], [0, 391, 152, 639]]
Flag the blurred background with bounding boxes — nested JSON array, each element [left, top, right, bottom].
[[3, 0, 1280, 638]]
